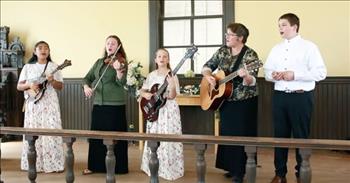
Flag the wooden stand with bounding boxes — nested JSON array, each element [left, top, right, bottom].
[[138, 94, 219, 151]]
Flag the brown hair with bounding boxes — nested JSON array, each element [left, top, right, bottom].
[[279, 13, 300, 32], [103, 35, 127, 59], [226, 23, 249, 43]]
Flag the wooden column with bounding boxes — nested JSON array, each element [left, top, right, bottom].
[[148, 140, 159, 183], [299, 148, 312, 183], [104, 139, 116, 183], [25, 135, 38, 183], [245, 146, 257, 183], [194, 143, 207, 183], [63, 137, 76, 183]]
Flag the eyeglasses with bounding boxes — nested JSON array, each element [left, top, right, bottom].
[[225, 33, 238, 37]]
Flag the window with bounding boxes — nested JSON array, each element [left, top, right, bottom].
[[149, 0, 234, 75]]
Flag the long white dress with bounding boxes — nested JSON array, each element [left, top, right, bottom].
[[140, 71, 184, 180], [18, 62, 65, 173]]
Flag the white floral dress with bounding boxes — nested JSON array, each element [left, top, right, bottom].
[[140, 70, 184, 180], [18, 62, 65, 173]]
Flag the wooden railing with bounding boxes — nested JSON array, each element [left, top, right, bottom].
[[1, 127, 350, 183]]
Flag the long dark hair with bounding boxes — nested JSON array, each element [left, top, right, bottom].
[[103, 35, 127, 59], [27, 41, 52, 64]]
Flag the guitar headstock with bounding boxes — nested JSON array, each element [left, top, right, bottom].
[[184, 45, 198, 60], [57, 59, 72, 70], [246, 60, 263, 73]]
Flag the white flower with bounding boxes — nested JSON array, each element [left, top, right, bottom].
[[125, 60, 145, 98]]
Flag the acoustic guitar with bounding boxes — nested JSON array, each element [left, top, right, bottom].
[[140, 45, 198, 122], [26, 59, 72, 103], [200, 60, 263, 110]]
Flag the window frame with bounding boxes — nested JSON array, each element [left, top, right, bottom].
[[148, 0, 234, 76]]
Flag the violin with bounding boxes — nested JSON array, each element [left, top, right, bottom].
[[103, 44, 126, 72], [104, 53, 126, 72]]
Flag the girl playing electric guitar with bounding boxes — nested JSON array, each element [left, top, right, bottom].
[[140, 48, 184, 180]]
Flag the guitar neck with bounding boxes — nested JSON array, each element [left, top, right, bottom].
[[154, 53, 189, 96], [218, 71, 238, 85]]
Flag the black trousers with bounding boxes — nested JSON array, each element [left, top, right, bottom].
[[88, 105, 128, 174], [216, 96, 258, 180], [272, 91, 314, 178]]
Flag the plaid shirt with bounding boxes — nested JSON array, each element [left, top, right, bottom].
[[203, 45, 259, 101]]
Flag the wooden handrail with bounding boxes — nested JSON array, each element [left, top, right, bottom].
[[1, 127, 350, 150]]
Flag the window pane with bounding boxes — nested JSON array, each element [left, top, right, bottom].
[[167, 48, 191, 74], [164, 0, 191, 17], [193, 47, 220, 73], [163, 20, 191, 46], [195, 0, 222, 16], [194, 18, 222, 45]]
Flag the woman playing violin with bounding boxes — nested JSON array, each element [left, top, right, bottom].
[[82, 35, 128, 175]]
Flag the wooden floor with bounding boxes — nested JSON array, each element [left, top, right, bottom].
[[1, 139, 350, 183]]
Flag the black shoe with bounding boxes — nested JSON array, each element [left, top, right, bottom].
[[224, 172, 232, 178], [232, 176, 243, 183]]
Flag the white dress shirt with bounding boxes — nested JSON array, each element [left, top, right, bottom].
[[264, 35, 327, 91]]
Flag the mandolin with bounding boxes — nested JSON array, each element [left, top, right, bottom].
[[26, 59, 72, 103], [140, 45, 198, 122], [200, 60, 263, 110]]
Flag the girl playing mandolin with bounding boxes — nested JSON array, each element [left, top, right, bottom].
[[140, 48, 184, 180], [17, 40, 65, 173]]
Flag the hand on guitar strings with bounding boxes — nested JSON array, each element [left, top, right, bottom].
[[237, 63, 249, 78], [29, 82, 40, 93], [46, 74, 54, 83], [203, 74, 216, 89], [166, 74, 176, 90]]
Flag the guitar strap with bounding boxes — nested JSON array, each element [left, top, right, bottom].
[[231, 45, 248, 84], [34, 61, 49, 104]]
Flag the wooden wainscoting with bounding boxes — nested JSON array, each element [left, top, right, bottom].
[[58, 77, 350, 140]]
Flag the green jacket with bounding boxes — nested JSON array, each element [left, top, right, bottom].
[[83, 58, 127, 105]]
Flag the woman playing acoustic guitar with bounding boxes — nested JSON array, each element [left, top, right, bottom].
[[201, 23, 261, 183], [17, 40, 65, 173], [140, 48, 184, 180]]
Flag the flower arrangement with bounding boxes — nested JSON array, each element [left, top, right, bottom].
[[124, 60, 146, 98], [184, 69, 195, 78], [180, 84, 200, 95]]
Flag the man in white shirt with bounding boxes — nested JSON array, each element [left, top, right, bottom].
[[264, 13, 327, 183]]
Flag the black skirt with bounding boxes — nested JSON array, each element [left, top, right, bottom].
[[215, 96, 258, 178], [88, 105, 128, 174]]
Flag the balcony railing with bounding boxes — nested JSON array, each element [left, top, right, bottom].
[[1, 127, 350, 183]]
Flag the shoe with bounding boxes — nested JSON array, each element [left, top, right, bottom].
[[232, 176, 243, 183], [82, 169, 93, 175], [224, 172, 232, 178], [270, 175, 287, 183]]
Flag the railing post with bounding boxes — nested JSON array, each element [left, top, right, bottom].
[[148, 140, 159, 183], [63, 137, 76, 183], [104, 139, 116, 183], [299, 148, 312, 183], [0, 136, 3, 183], [194, 143, 207, 183], [245, 146, 257, 183], [25, 135, 38, 183]]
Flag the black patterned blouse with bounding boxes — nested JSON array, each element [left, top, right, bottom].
[[202, 45, 260, 101]]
